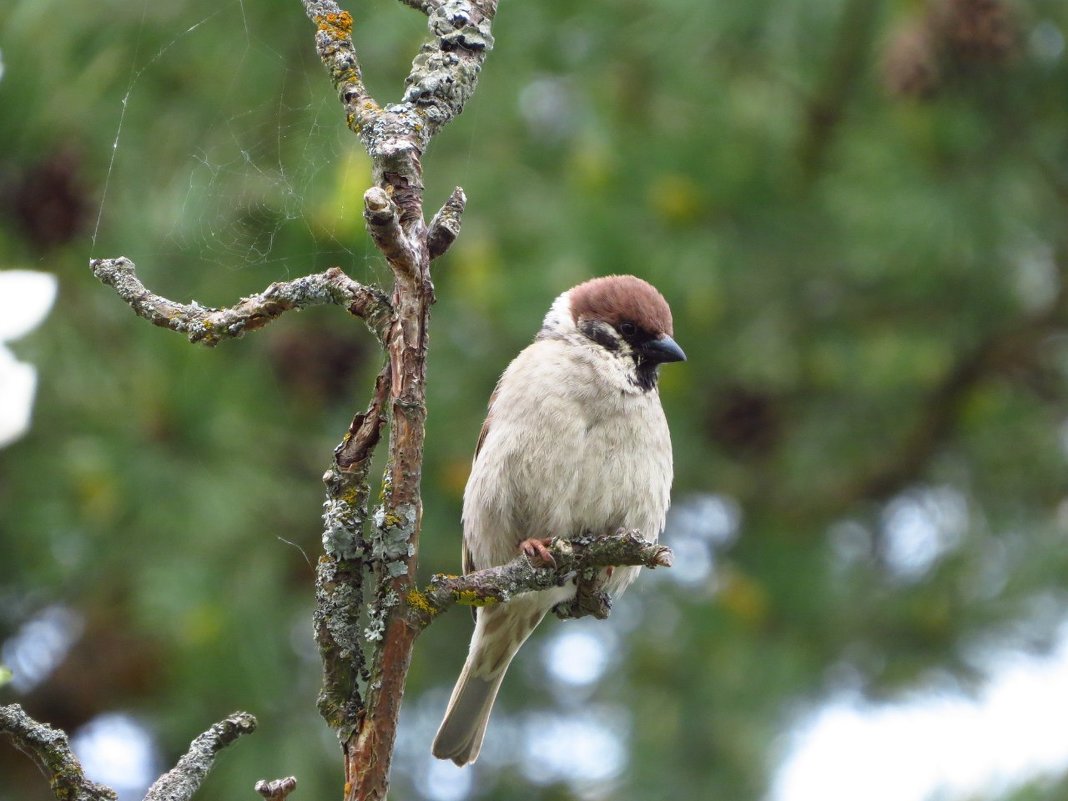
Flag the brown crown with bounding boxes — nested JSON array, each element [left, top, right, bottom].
[[568, 275, 674, 336]]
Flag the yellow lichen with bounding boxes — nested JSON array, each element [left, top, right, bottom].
[[405, 589, 437, 617], [317, 11, 354, 37], [456, 591, 498, 608]]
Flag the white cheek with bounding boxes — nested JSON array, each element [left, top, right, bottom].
[[541, 292, 576, 335]]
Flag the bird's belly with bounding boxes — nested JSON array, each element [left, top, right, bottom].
[[511, 411, 668, 544], [464, 387, 671, 589]]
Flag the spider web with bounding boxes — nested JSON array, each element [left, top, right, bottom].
[[92, 0, 389, 287]]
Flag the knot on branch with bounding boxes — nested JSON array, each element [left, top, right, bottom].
[[363, 187, 419, 277]]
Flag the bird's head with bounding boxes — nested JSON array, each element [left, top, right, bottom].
[[540, 275, 685, 391]]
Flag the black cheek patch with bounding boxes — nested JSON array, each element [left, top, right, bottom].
[[579, 320, 621, 353]]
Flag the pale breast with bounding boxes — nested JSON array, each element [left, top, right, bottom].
[[463, 339, 673, 578]]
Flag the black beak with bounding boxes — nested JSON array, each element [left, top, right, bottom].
[[642, 334, 686, 364]]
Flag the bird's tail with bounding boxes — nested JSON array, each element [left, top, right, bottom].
[[432, 602, 545, 766], [431, 657, 507, 766]]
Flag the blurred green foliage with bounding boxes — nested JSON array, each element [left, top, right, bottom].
[[2, 0, 1068, 799]]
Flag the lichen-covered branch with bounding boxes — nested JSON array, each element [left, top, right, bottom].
[[0, 703, 117, 801], [402, 1, 496, 141], [405, 530, 674, 628], [142, 712, 257, 801], [427, 187, 467, 260], [89, 258, 392, 347], [298, 3, 500, 800], [301, 2, 382, 136], [303, 0, 495, 236], [316, 364, 390, 739], [86, 1, 503, 799]]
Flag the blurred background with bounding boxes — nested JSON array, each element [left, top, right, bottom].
[[2, 0, 1068, 799]]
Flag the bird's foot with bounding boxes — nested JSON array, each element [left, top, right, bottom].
[[520, 537, 557, 569]]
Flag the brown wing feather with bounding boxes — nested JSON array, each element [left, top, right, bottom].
[[464, 389, 497, 621], [463, 544, 478, 623], [472, 386, 497, 462]]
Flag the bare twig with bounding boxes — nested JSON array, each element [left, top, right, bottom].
[[0, 704, 117, 801], [427, 187, 467, 260], [255, 777, 298, 800], [405, 530, 673, 628], [89, 258, 392, 346], [142, 712, 257, 801]]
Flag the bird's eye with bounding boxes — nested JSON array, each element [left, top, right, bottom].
[[619, 321, 637, 336]]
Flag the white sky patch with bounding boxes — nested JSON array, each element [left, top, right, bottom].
[[520, 709, 627, 787], [771, 624, 1068, 801], [1, 605, 83, 693], [880, 486, 967, 581], [421, 758, 473, 801], [72, 714, 158, 801], [0, 270, 57, 448], [543, 623, 615, 688], [661, 493, 741, 588]]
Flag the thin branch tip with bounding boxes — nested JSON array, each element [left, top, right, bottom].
[[255, 776, 298, 800], [428, 186, 468, 260], [652, 545, 674, 568], [142, 712, 256, 801]]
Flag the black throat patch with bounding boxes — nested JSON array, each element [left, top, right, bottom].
[[632, 360, 660, 392]]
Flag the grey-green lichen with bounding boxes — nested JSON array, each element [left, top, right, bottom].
[[371, 503, 416, 577], [322, 496, 366, 559], [363, 589, 399, 642]]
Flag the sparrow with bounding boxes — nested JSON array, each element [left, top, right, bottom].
[[431, 275, 685, 766]]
